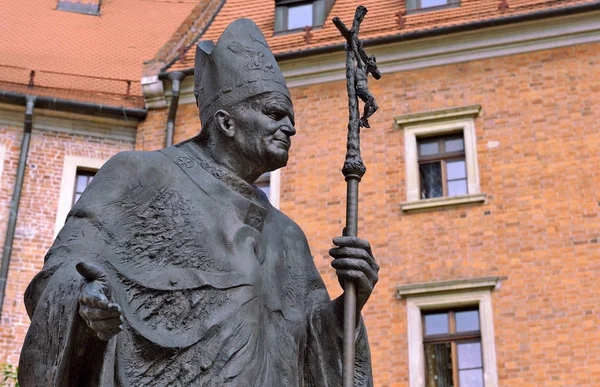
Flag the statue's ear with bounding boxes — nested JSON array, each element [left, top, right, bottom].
[[214, 110, 235, 138]]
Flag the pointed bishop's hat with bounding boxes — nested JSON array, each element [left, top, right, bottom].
[[194, 18, 291, 126]]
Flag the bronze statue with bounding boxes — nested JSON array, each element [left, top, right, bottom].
[[18, 18, 378, 386]]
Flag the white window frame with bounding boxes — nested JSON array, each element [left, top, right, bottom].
[[269, 169, 281, 209], [397, 277, 501, 387], [0, 144, 6, 189], [256, 169, 281, 209], [54, 155, 107, 237], [396, 105, 485, 212]]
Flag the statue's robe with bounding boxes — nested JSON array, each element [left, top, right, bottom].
[[18, 142, 373, 386]]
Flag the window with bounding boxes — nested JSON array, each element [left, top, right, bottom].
[[397, 277, 500, 387], [56, 1, 101, 15], [396, 105, 485, 212], [255, 170, 281, 209], [55, 156, 107, 237], [73, 169, 96, 205], [418, 134, 467, 199], [423, 308, 484, 387], [407, 0, 460, 13], [274, 0, 334, 33]]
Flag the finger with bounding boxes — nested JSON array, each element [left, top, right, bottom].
[[79, 305, 122, 321], [335, 269, 373, 293], [331, 258, 378, 284], [88, 317, 123, 333], [108, 302, 122, 314], [96, 326, 123, 341], [329, 247, 370, 259], [80, 290, 110, 309], [76, 262, 106, 282], [332, 236, 372, 254], [329, 247, 378, 272]]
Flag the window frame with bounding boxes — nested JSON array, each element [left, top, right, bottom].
[[72, 168, 97, 206], [0, 144, 6, 190], [406, 0, 461, 14], [418, 133, 467, 199], [56, 1, 101, 16], [422, 307, 484, 386], [398, 278, 500, 387], [396, 105, 485, 212], [54, 155, 107, 237], [255, 169, 281, 209], [274, 0, 333, 34]]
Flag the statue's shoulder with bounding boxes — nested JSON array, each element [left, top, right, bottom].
[[98, 149, 176, 181], [268, 205, 308, 241]]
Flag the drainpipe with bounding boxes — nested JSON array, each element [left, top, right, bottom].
[[165, 71, 185, 147], [0, 96, 36, 317]]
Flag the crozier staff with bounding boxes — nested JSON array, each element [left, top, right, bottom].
[[19, 18, 378, 386], [333, 6, 382, 386]]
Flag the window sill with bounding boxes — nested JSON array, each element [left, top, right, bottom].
[[401, 193, 486, 212]]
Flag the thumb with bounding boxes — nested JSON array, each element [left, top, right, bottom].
[[76, 262, 106, 282]]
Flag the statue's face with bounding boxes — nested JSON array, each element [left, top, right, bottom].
[[233, 92, 296, 172]]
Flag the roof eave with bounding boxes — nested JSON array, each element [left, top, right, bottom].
[[160, 0, 600, 75]]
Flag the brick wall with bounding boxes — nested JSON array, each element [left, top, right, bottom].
[[0, 122, 134, 366], [139, 42, 600, 386], [1, 41, 598, 384]]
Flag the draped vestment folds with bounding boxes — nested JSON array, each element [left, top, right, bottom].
[[19, 143, 373, 386]]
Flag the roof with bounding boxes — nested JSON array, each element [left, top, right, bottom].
[[167, 0, 599, 72], [0, 0, 198, 108]]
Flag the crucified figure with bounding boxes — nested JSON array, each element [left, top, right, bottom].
[[355, 52, 379, 128]]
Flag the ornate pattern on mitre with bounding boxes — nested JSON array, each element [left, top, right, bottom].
[[193, 19, 291, 126]]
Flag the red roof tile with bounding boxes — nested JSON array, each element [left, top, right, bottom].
[[0, 0, 197, 106], [168, 0, 598, 71]]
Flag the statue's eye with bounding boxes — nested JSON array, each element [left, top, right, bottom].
[[267, 110, 284, 121]]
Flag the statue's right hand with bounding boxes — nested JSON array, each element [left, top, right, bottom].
[[76, 262, 123, 341]]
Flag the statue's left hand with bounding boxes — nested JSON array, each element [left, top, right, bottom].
[[329, 236, 379, 314], [76, 262, 123, 341]]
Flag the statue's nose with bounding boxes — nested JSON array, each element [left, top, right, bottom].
[[280, 117, 296, 136]]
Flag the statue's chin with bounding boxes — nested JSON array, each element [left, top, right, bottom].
[[264, 152, 289, 172]]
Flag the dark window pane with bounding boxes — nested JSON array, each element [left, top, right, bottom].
[[422, 0, 449, 7], [425, 342, 454, 387], [425, 313, 449, 335], [458, 369, 484, 387], [419, 141, 439, 156], [447, 179, 467, 196], [445, 138, 464, 152], [288, 3, 313, 29], [457, 342, 483, 369], [420, 162, 443, 199], [456, 310, 479, 332], [446, 160, 466, 180]]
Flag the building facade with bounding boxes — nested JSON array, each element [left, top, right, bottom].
[[1, 0, 599, 386]]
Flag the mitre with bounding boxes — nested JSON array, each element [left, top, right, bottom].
[[194, 18, 291, 126]]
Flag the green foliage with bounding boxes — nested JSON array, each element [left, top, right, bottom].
[[0, 364, 18, 387]]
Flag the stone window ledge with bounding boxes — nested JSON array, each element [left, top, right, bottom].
[[396, 276, 502, 299], [401, 192, 486, 212]]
